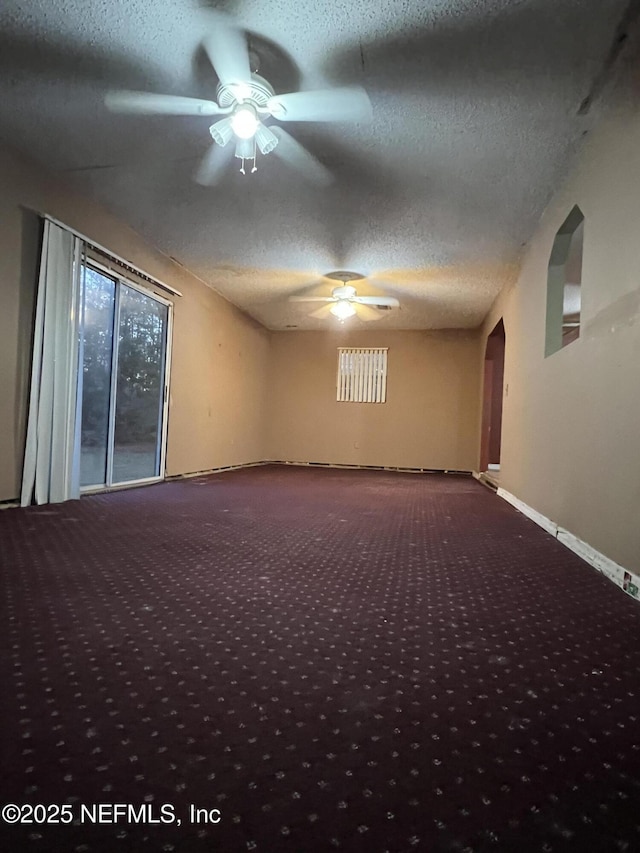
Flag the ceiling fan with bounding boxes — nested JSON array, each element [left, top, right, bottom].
[[104, 14, 371, 186], [289, 272, 400, 322]]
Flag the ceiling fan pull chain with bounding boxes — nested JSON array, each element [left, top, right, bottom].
[[239, 157, 258, 175]]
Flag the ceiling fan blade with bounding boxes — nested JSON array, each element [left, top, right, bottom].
[[309, 305, 334, 319], [268, 87, 372, 123], [271, 128, 333, 186], [105, 90, 224, 116], [355, 304, 384, 322], [203, 14, 252, 86], [288, 296, 334, 303], [194, 143, 234, 186], [352, 296, 400, 308]]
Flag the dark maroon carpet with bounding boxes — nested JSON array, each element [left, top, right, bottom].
[[1, 465, 640, 853]]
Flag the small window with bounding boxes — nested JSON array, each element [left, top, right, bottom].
[[545, 205, 584, 356], [337, 347, 388, 403]]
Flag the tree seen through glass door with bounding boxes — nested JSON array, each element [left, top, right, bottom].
[[112, 285, 167, 483]]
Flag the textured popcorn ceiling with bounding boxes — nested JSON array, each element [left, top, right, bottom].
[[0, 0, 634, 329]]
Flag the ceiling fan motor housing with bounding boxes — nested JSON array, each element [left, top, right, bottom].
[[216, 74, 275, 109], [332, 284, 357, 300]]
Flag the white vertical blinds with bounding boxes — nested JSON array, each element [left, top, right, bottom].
[[21, 220, 83, 506], [337, 348, 388, 403]]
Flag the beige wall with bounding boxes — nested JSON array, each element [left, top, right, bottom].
[[480, 80, 640, 573], [267, 330, 481, 470], [0, 143, 270, 501]]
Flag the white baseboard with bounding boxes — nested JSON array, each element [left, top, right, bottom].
[[166, 460, 269, 481], [497, 488, 558, 536], [171, 461, 473, 480], [271, 461, 472, 475], [496, 486, 638, 601], [556, 528, 627, 587]]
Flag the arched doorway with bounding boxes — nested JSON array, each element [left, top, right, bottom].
[[480, 319, 505, 483]]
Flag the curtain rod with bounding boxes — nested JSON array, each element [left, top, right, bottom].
[[41, 214, 183, 298]]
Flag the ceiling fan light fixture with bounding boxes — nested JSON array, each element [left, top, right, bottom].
[[255, 124, 279, 155], [330, 300, 356, 320], [235, 136, 255, 158], [234, 137, 257, 174], [209, 116, 234, 146], [230, 103, 259, 139]]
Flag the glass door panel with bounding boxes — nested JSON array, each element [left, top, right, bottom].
[[112, 284, 168, 484], [80, 267, 116, 487], [79, 265, 169, 490]]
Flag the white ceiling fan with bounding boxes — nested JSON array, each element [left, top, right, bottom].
[[289, 272, 400, 322], [105, 14, 371, 186]]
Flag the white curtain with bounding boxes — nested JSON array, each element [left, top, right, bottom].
[[21, 220, 83, 506]]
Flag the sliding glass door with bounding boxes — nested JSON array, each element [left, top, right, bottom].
[[79, 264, 170, 490]]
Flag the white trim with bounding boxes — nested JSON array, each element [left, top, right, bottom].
[[268, 461, 472, 475], [556, 528, 627, 587], [81, 475, 163, 495], [87, 257, 174, 306], [497, 488, 558, 536], [166, 461, 268, 481], [104, 281, 121, 487], [167, 461, 473, 481], [496, 486, 637, 598], [159, 299, 173, 478], [42, 214, 182, 298]]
